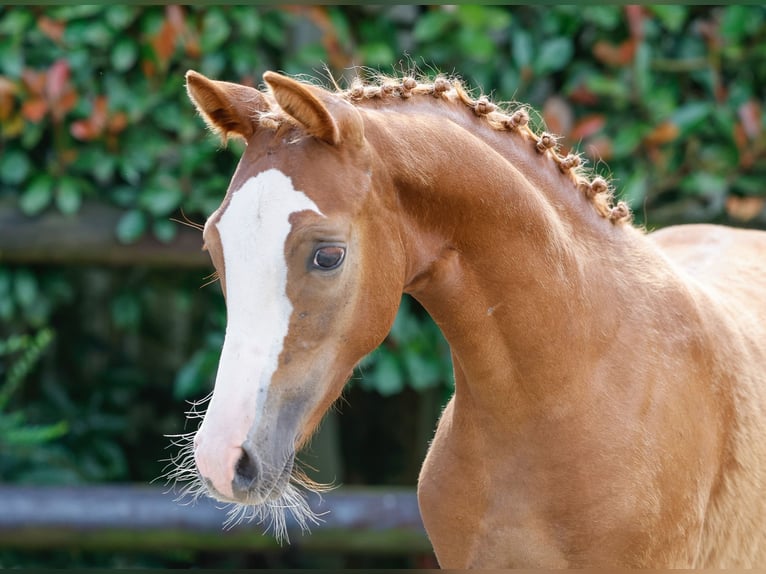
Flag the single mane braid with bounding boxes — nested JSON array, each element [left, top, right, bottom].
[[260, 72, 632, 225]]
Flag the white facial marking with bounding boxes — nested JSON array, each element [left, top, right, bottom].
[[194, 168, 322, 498]]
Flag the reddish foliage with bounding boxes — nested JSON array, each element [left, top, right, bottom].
[[585, 136, 614, 162], [738, 100, 762, 141], [570, 115, 606, 141], [726, 196, 765, 222], [21, 99, 48, 123], [71, 96, 128, 142], [543, 96, 573, 141], [569, 84, 599, 106], [37, 15, 65, 44], [593, 39, 637, 67], [20, 60, 77, 124], [625, 5, 645, 41], [644, 121, 679, 147], [0, 77, 18, 121]]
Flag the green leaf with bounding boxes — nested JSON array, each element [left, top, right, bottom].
[[403, 351, 441, 391], [13, 270, 38, 309], [0, 41, 24, 78], [367, 352, 403, 397], [200, 8, 232, 52], [670, 102, 712, 134], [734, 176, 766, 197], [582, 6, 621, 30], [680, 172, 728, 198], [55, 177, 82, 215], [648, 5, 687, 32], [326, 8, 351, 47], [234, 7, 261, 40], [720, 5, 757, 43], [152, 218, 177, 243], [458, 28, 495, 63], [512, 29, 533, 70], [359, 42, 395, 67], [612, 125, 648, 158], [3, 420, 68, 446], [116, 210, 147, 244], [111, 38, 137, 72], [174, 348, 218, 399], [19, 175, 54, 216], [0, 9, 34, 37], [535, 37, 573, 75], [586, 75, 630, 102], [0, 150, 31, 185], [105, 5, 138, 30], [621, 172, 648, 211], [413, 9, 453, 43], [139, 183, 182, 217], [111, 292, 140, 329]]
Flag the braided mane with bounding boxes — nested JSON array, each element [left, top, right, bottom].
[[258, 72, 632, 225]]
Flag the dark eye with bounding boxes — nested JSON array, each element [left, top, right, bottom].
[[312, 246, 345, 270]]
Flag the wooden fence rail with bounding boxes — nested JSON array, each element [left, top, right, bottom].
[[0, 200, 208, 268], [2, 199, 764, 269], [0, 485, 429, 554]]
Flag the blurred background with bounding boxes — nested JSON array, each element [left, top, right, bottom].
[[0, 4, 764, 568]]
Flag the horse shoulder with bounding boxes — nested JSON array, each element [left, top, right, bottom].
[[649, 223, 766, 566]]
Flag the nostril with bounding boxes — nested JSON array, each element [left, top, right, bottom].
[[234, 445, 260, 489]]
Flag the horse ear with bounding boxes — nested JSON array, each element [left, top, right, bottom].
[[185, 70, 267, 142], [263, 71, 342, 146]]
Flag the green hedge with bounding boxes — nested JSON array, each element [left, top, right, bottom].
[[1, 4, 764, 568], [3, 6, 764, 235], [1, 0, 765, 518]]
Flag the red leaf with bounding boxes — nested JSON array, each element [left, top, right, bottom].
[[569, 84, 599, 106], [46, 59, 70, 104], [625, 5, 645, 41], [38, 15, 65, 43], [22, 98, 48, 123], [644, 121, 679, 147], [70, 119, 97, 141], [70, 96, 108, 141], [585, 136, 613, 161], [22, 69, 46, 96], [570, 115, 606, 141], [738, 100, 762, 141], [166, 4, 185, 32], [57, 90, 78, 116], [151, 18, 177, 68], [0, 77, 17, 121], [542, 96, 573, 138], [593, 39, 636, 66], [108, 111, 128, 135], [726, 196, 764, 222]]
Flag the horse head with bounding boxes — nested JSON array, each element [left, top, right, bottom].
[[183, 70, 406, 530]]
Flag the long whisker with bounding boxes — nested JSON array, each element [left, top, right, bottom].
[[170, 209, 205, 231], [158, 398, 333, 544], [200, 271, 220, 289]]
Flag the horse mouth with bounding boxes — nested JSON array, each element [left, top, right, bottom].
[[201, 453, 295, 505]]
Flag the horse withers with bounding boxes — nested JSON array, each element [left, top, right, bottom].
[[175, 68, 766, 568]]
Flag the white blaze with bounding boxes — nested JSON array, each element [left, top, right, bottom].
[[194, 169, 322, 498]]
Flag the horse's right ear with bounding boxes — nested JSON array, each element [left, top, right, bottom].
[[185, 70, 268, 142]]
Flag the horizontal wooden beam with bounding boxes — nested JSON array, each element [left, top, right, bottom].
[[0, 485, 429, 554], [6, 199, 758, 269], [0, 200, 209, 268]]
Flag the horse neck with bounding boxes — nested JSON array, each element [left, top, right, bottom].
[[364, 102, 657, 417]]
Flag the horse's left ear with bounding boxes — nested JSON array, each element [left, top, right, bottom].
[[263, 71, 362, 146]]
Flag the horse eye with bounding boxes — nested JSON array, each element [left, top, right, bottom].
[[312, 246, 345, 270]]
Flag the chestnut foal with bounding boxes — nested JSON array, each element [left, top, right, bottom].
[[176, 69, 766, 568]]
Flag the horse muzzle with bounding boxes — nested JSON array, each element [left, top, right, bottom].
[[230, 441, 295, 502]]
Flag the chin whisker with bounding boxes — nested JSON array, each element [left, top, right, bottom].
[[159, 409, 332, 545]]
